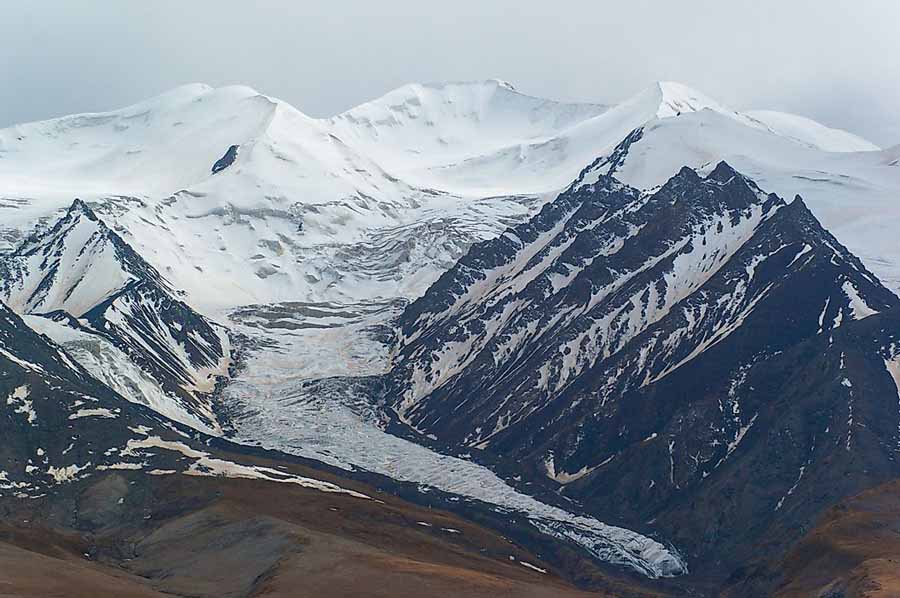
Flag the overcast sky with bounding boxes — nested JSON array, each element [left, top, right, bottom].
[[2, 1, 898, 146]]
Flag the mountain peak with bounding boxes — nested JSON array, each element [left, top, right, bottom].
[[651, 80, 732, 119], [673, 164, 703, 182], [65, 197, 98, 220], [384, 162, 900, 581], [335, 78, 606, 124], [0, 202, 230, 431], [67, 196, 89, 212], [706, 160, 739, 182], [666, 162, 744, 188]]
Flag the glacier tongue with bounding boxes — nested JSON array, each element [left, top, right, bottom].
[[222, 299, 686, 578]]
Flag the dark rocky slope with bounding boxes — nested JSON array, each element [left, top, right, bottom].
[[383, 162, 900, 580]]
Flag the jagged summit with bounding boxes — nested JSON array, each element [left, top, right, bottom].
[[66, 196, 95, 218], [705, 159, 738, 179], [0, 199, 231, 431], [1, 197, 164, 316]]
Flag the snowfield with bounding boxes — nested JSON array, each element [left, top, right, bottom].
[[2, 79, 895, 310]]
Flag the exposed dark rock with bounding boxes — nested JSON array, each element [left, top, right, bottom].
[[212, 145, 239, 174], [382, 162, 900, 582]]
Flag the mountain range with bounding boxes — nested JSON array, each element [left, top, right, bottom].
[[2, 79, 899, 596]]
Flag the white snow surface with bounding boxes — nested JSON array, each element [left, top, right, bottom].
[[1, 79, 894, 312], [584, 109, 900, 290], [744, 110, 880, 153], [1, 206, 132, 316], [6, 385, 36, 425], [120, 434, 371, 500]]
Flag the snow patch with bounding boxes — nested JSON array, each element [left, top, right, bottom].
[[6, 385, 36, 425], [69, 407, 118, 420]]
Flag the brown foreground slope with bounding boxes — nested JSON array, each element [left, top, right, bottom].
[[722, 478, 900, 597], [4, 461, 899, 596], [0, 451, 669, 598], [773, 479, 900, 598]]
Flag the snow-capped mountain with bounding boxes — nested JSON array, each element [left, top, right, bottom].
[[0, 199, 231, 432], [575, 112, 900, 289], [384, 162, 900, 566], [0, 81, 570, 309], [2, 79, 899, 592], [326, 79, 609, 195], [1, 79, 895, 315]]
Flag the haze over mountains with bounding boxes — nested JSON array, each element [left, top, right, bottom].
[[2, 79, 900, 596]]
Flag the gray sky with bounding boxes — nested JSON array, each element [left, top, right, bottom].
[[2, 0, 899, 146]]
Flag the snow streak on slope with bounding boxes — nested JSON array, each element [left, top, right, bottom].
[[576, 109, 899, 289], [0, 199, 139, 316], [379, 162, 900, 575], [390, 165, 781, 436], [22, 314, 212, 431]]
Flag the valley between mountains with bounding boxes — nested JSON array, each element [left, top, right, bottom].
[[2, 79, 900, 596]]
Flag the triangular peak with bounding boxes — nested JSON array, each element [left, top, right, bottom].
[[65, 197, 100, 220], [705, 160, 740, 182]]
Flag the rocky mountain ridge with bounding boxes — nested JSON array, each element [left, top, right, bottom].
[[384, 162, 900, 570]]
